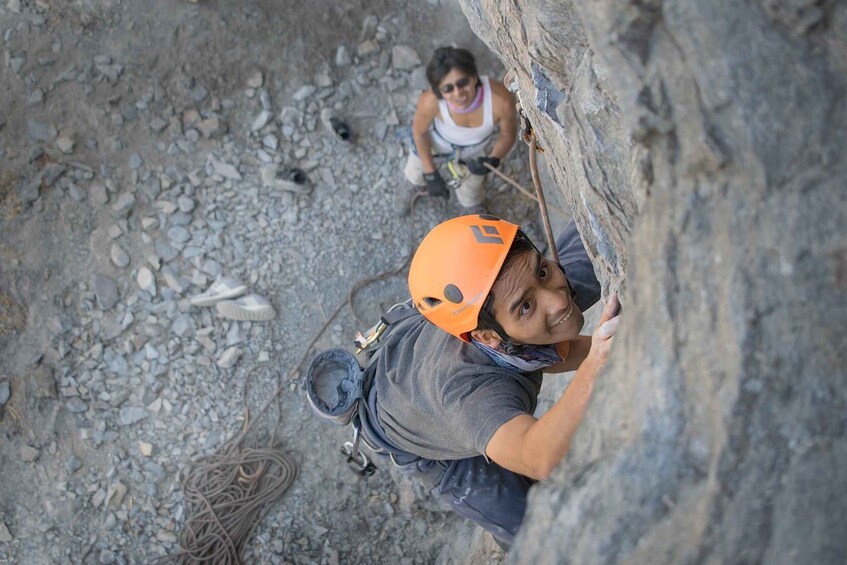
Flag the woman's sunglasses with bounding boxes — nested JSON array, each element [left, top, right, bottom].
[[440, 76, 472, 94]]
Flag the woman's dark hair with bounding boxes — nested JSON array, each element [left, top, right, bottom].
[[426, 47, 478, 99], [475, 229, 538, 333]]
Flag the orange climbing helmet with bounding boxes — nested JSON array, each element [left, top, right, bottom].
[[409, 214, 520, 341]]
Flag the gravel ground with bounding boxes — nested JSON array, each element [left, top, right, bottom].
[[0, 1, 568, 563]]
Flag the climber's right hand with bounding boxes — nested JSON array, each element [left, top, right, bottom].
[[587, 293, 621, 370], [423, 171, 449, 199]]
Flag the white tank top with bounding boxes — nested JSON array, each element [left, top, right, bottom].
[[432, 75, 495, 148]]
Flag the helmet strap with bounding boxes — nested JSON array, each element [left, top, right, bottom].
[[478, 299, 517, 353]]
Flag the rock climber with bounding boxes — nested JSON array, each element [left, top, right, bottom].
[[395, 47, 518, 215], [359, 214, 621, 545]]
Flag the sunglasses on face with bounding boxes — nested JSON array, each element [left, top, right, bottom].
[[439, 76, 472, 94]]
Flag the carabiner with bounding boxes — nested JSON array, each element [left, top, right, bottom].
[[340, 424, 376, 477]]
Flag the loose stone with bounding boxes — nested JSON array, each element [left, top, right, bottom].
[[217, 347, 242, 369], [129, 153, 143, 170], [27, 89, 45, 106], [0, 380, 9, 406], [28, 119, 56, 141], [136, 267, 157, 296], [56, 134, 75, 154], [292, 85, 316, 102], [251, 110, 272, 132], [150, 117, 168, 132], [31, 365, 57, 398], [93, 274, 119, 310], [66, 397, 88, 413], [111, 193, 136, 217], [118, 407, 148, 426], [391, 45, 421, 70], [110, 244, 130, 268], [210, 159, 242, 180], [20, 445, 40, 462], [247, 71, 263, 88]]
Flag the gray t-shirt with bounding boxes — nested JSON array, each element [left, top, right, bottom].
[[372, 315, 543, 461]]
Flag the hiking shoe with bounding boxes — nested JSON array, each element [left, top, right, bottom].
[[461, 204, 488, 217], [216, 294, 276, 321], [189, 277, 248, 307]]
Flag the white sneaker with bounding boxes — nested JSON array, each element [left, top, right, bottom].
[[189, 277, 248, 307], [216, 294, 276, 321]]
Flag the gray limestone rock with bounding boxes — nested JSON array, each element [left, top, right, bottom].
[[177, 196, 195, 213], [391, 45, 421, 70], [128, 153, 143, 170], [292, 85, 316, 102], [96, 63, 124, 82], [56, 134, 75, 154], [140, 176, 161, 201], [93, 274, 119, 310], [459, 1, 847, 563], [65, 455, 83, 474], [90, 184, 109, 205], [335, 45, 352, 67], [150, 117, 168, 132], [118, 406, 148, 426], [110, 244, 130, 268], [171, 315, 195, 338], [155, 236, 179, 263], [251, 110, 272, 132], [0, 380, 9, 406], [167, 226, 190, 245], [259, 89, 272, 110], [136, 267, 157, 296], [196, 117, 227, 138], [247, 71, 263, 88], [28, 119, 57, 142], [18, 176, 41, 203], [111, 193, 136, 217], [30, 366, 56, 398], [162, 268, 189, 293], [20, 445, 40, 462], [210, 159, 242, 180], [262, 134, 279, 151], [216, 347, 242, 369], [41, 164, 66, 187], [27, 89, 44, 106], [65, 397, 87, 414]]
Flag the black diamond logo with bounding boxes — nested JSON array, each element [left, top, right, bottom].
[[470, 225, 503, 244]]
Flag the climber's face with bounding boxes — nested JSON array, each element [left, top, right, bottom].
[[472, 249, 585, 347], [438, 69, 478, 109]]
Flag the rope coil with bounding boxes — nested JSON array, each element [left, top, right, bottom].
[[156, 444, 298, 565]]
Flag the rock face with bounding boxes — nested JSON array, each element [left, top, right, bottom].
[[459, 1, 847, 563]]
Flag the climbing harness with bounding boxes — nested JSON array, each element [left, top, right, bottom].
[[306, 299, 421, 477], [445, 159, 468, 188]]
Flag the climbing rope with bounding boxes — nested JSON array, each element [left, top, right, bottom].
[[156, 192, 426, 564], [160, 444, 297, 565]]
